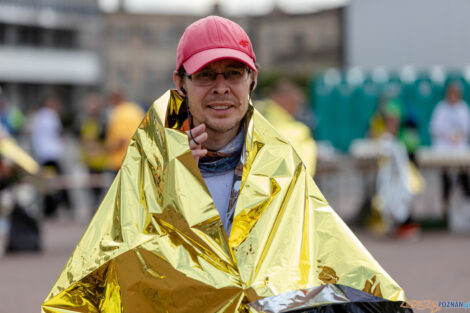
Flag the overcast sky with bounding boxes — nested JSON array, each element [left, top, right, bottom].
[[99, 0, 348, 15]]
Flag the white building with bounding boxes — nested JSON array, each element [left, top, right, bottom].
[[345, 0, 470, 71], [0, 0, 101, 122]]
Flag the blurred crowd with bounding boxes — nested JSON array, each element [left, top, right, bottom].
[[349, 79, 470, 239], [0, 87, 144, 255], [1, 77, 470, 256]]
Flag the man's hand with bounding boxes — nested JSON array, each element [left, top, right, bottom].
[[187, 123, 208, 164]]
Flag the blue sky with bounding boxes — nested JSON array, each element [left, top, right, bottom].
[[99, 0, 347, 15]]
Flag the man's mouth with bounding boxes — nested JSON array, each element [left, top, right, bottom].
[[206, 101, 235, 111], [208, 105, 231, 110]]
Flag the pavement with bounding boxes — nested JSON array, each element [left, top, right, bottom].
[[0, 218, 469, 313]]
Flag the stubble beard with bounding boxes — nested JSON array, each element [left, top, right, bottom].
[[190, 95, 249, 137], [202, 103, 247, 133], [203, 115, 241, 135]]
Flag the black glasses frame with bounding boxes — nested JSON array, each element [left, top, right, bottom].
[[184, 68, 252, 82]]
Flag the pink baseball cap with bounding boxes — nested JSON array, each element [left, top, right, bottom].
[[176, 16, 257, 75]]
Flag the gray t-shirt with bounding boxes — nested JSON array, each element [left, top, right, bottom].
[[201, 170, 235, 235]]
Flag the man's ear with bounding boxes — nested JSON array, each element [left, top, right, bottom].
[[250, 72, 258, 92], [173, 72, 186, 97]]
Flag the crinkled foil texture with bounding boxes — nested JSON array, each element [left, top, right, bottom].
[[42, 90, 405, 313], [255, 99, 316, 177]]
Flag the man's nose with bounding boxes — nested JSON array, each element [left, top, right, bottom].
[[212, 73, 230, 94]]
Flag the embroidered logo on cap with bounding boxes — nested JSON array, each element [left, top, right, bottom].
[[239, 40, 249, 48]]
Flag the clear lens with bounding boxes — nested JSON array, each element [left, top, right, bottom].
[[191, 68, 248, 85]]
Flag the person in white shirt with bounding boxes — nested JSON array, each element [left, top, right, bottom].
[[31, 95, 70, 217], [31, 96, 64, 165], [430, 82, 470, 211]]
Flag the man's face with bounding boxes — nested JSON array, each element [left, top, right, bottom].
[[177, 59, 257, 135], [446, 87, 461, 104]]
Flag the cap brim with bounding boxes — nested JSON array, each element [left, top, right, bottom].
[[183, 48, 257, 74]]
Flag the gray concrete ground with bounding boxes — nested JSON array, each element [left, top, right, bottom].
[[0, 219, 468, 313]]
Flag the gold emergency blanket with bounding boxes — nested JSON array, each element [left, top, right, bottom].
[[42, 90, 405, 313], [0, 136, 39, 174], [255, 99, 316, 176]]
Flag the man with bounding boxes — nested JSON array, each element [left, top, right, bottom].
[[80, 94, 107, 209], [0, 124, 41, 253], [256, 80, 316, 176], [0, 87, 24, 138], [430, 83, 470, 151], [42, 16, 409, 313], [372, 101, 422, 238], [430, 82, 470, 216], [105, 88, 144, 173], [31, 96, 63, 169], [31, 95, 70, 217]]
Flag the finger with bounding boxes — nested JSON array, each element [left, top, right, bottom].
[[186, 123, 206, 138], [192, 149, 207, 158], [188, 132, 208, 149]]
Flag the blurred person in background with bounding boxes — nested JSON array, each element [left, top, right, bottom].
[[0, 87, 24, 138], [430, 82, 470, 216], [105, 88, 144, 174], [31, 95, 70, 217], [0, 124, 18, 255], [370, 95, 420, 165], [0, 123, 41, 254], [370, 102, 422, 238], [79, 93, 107, 209], [256, 79, 316, 176]]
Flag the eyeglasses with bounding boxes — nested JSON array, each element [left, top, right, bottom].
[[184, 68, 251, 86]]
